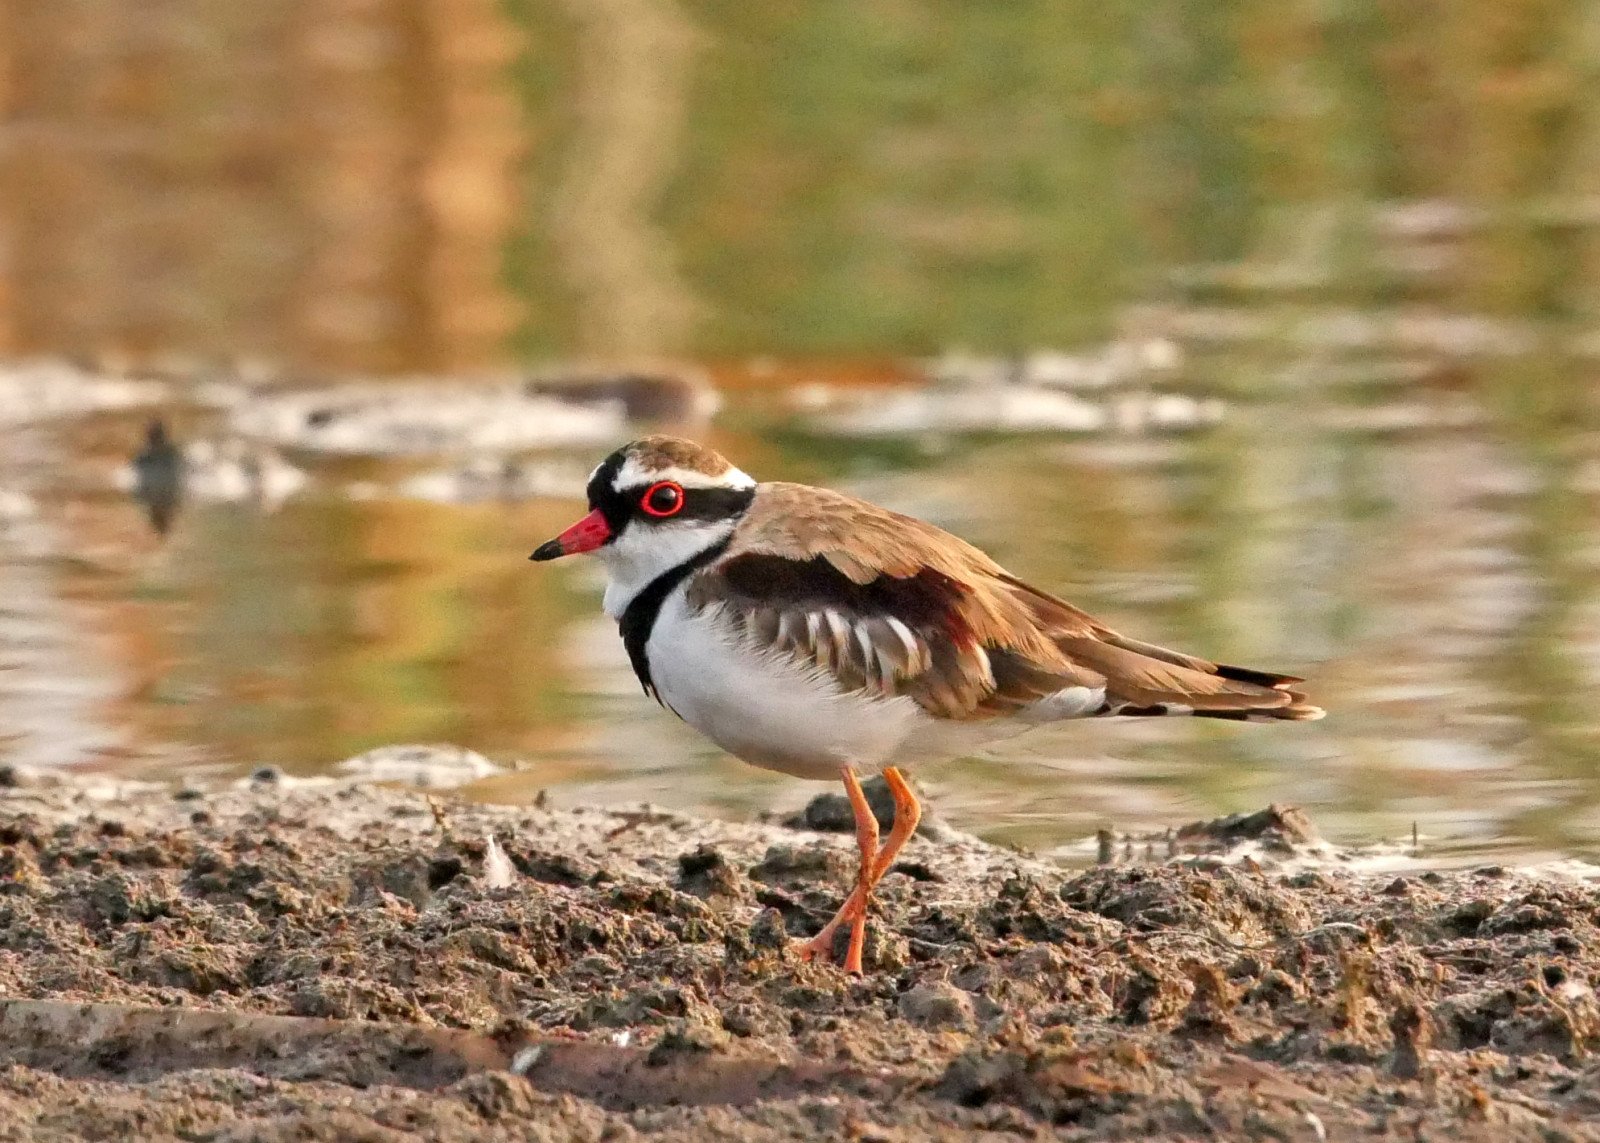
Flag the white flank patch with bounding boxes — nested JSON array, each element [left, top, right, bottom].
[[1019, 686, 1109, 723], [649, 593, 922, 781]]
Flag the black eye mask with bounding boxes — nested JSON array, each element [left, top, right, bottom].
[[585, 452, 755, 538]]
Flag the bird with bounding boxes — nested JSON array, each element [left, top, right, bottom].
[[530, 436, 1323, 973], [131, 420, 184, 535]]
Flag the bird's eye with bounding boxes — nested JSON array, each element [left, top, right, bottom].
[[640, 481, 684, 517]]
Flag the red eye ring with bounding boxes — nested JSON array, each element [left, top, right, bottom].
[[640, 480, 685, 517]]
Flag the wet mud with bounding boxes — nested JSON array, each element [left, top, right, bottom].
[[2, 772, 1599, 1140]]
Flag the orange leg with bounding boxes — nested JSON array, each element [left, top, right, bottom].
[[795, 766, 922, 973], [871, 767, 922, 882], [796, 767, 877, 968]]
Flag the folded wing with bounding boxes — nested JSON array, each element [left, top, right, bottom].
[[687, 483, 1322, 723]]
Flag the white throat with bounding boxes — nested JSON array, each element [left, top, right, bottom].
[[598, 519, 737, 617]]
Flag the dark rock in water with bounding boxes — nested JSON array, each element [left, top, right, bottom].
[[784, 772, 958, 842], [1172, 803, 1321, 856], [522, 371, 716, 422], [131, 419, 184, 535]]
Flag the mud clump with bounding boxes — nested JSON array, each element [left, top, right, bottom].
[[1, 779, 1599, 1140]]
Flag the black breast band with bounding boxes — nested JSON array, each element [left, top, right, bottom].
[[618, 538, 731, 700]]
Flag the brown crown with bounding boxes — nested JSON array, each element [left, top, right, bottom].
[[624, 435, 736, 476]]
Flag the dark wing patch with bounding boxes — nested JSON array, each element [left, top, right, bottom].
[[690, 553, 1082, 719], [716, 554, 972, 643]]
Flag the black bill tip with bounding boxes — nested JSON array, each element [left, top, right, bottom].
[[529, 539, 564, 562]]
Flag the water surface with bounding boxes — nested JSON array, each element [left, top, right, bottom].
[[3, 354, 1596, 866]]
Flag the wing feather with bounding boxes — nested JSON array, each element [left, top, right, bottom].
[[684, 482, 1321, 721]]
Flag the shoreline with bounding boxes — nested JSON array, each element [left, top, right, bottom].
[[1, 770, 1597, 1140]]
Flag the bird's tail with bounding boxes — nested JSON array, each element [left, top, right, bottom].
[[1091, 655, 1325, 722], [997, 574, 1326, 723]]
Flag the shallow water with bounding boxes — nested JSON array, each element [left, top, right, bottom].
[[2, 353, 1596, 866]]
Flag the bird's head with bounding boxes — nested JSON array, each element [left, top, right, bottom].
[[530, 436, 756, 613]]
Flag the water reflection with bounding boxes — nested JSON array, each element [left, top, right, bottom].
[[0, 364, 1589, 866]]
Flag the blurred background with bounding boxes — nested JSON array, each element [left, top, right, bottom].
[[0, 1, 1597, 863]]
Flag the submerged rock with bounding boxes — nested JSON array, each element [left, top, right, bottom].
[[396, 456, 590, 504], [230, 381, 628, 456], [522, 369, 719, 422], [0, 360, 168, 428], [333, 743, 504, 789]]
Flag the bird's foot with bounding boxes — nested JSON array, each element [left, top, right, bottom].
[[795, 887, 869, 973]]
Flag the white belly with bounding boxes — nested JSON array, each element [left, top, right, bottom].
[[646, 592, 925, 780], [641, 589, 1110, 782]]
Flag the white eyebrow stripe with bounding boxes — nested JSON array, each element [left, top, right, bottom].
[[611, 458, 755, 493]]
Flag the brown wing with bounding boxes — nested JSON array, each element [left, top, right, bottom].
[[687, 483, 1322, 721], [998, 574, 1322, 719]]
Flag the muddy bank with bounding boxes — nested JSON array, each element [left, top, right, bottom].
[[1, 773, 1598, 1140]]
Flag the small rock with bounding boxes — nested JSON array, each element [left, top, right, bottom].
[[748, 844, 846, 889], [350, 854, 433, 908], [748, 908, 789, 951], [898, 981, 976, 1030], [1390, 1001, 1432, 1080], [335, 743, 502, 789], [646, 1019, 728, 1065], [1007, 943, 1067, 978], [784, 773, 957, 842], [677, 844, 743, 899], [507, 847, 595, 887], [449, 1070, 549, 1121], [523, 370, 717, 422], [428, 855, 464, 890], [1179, 963, 1238, 1039]]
